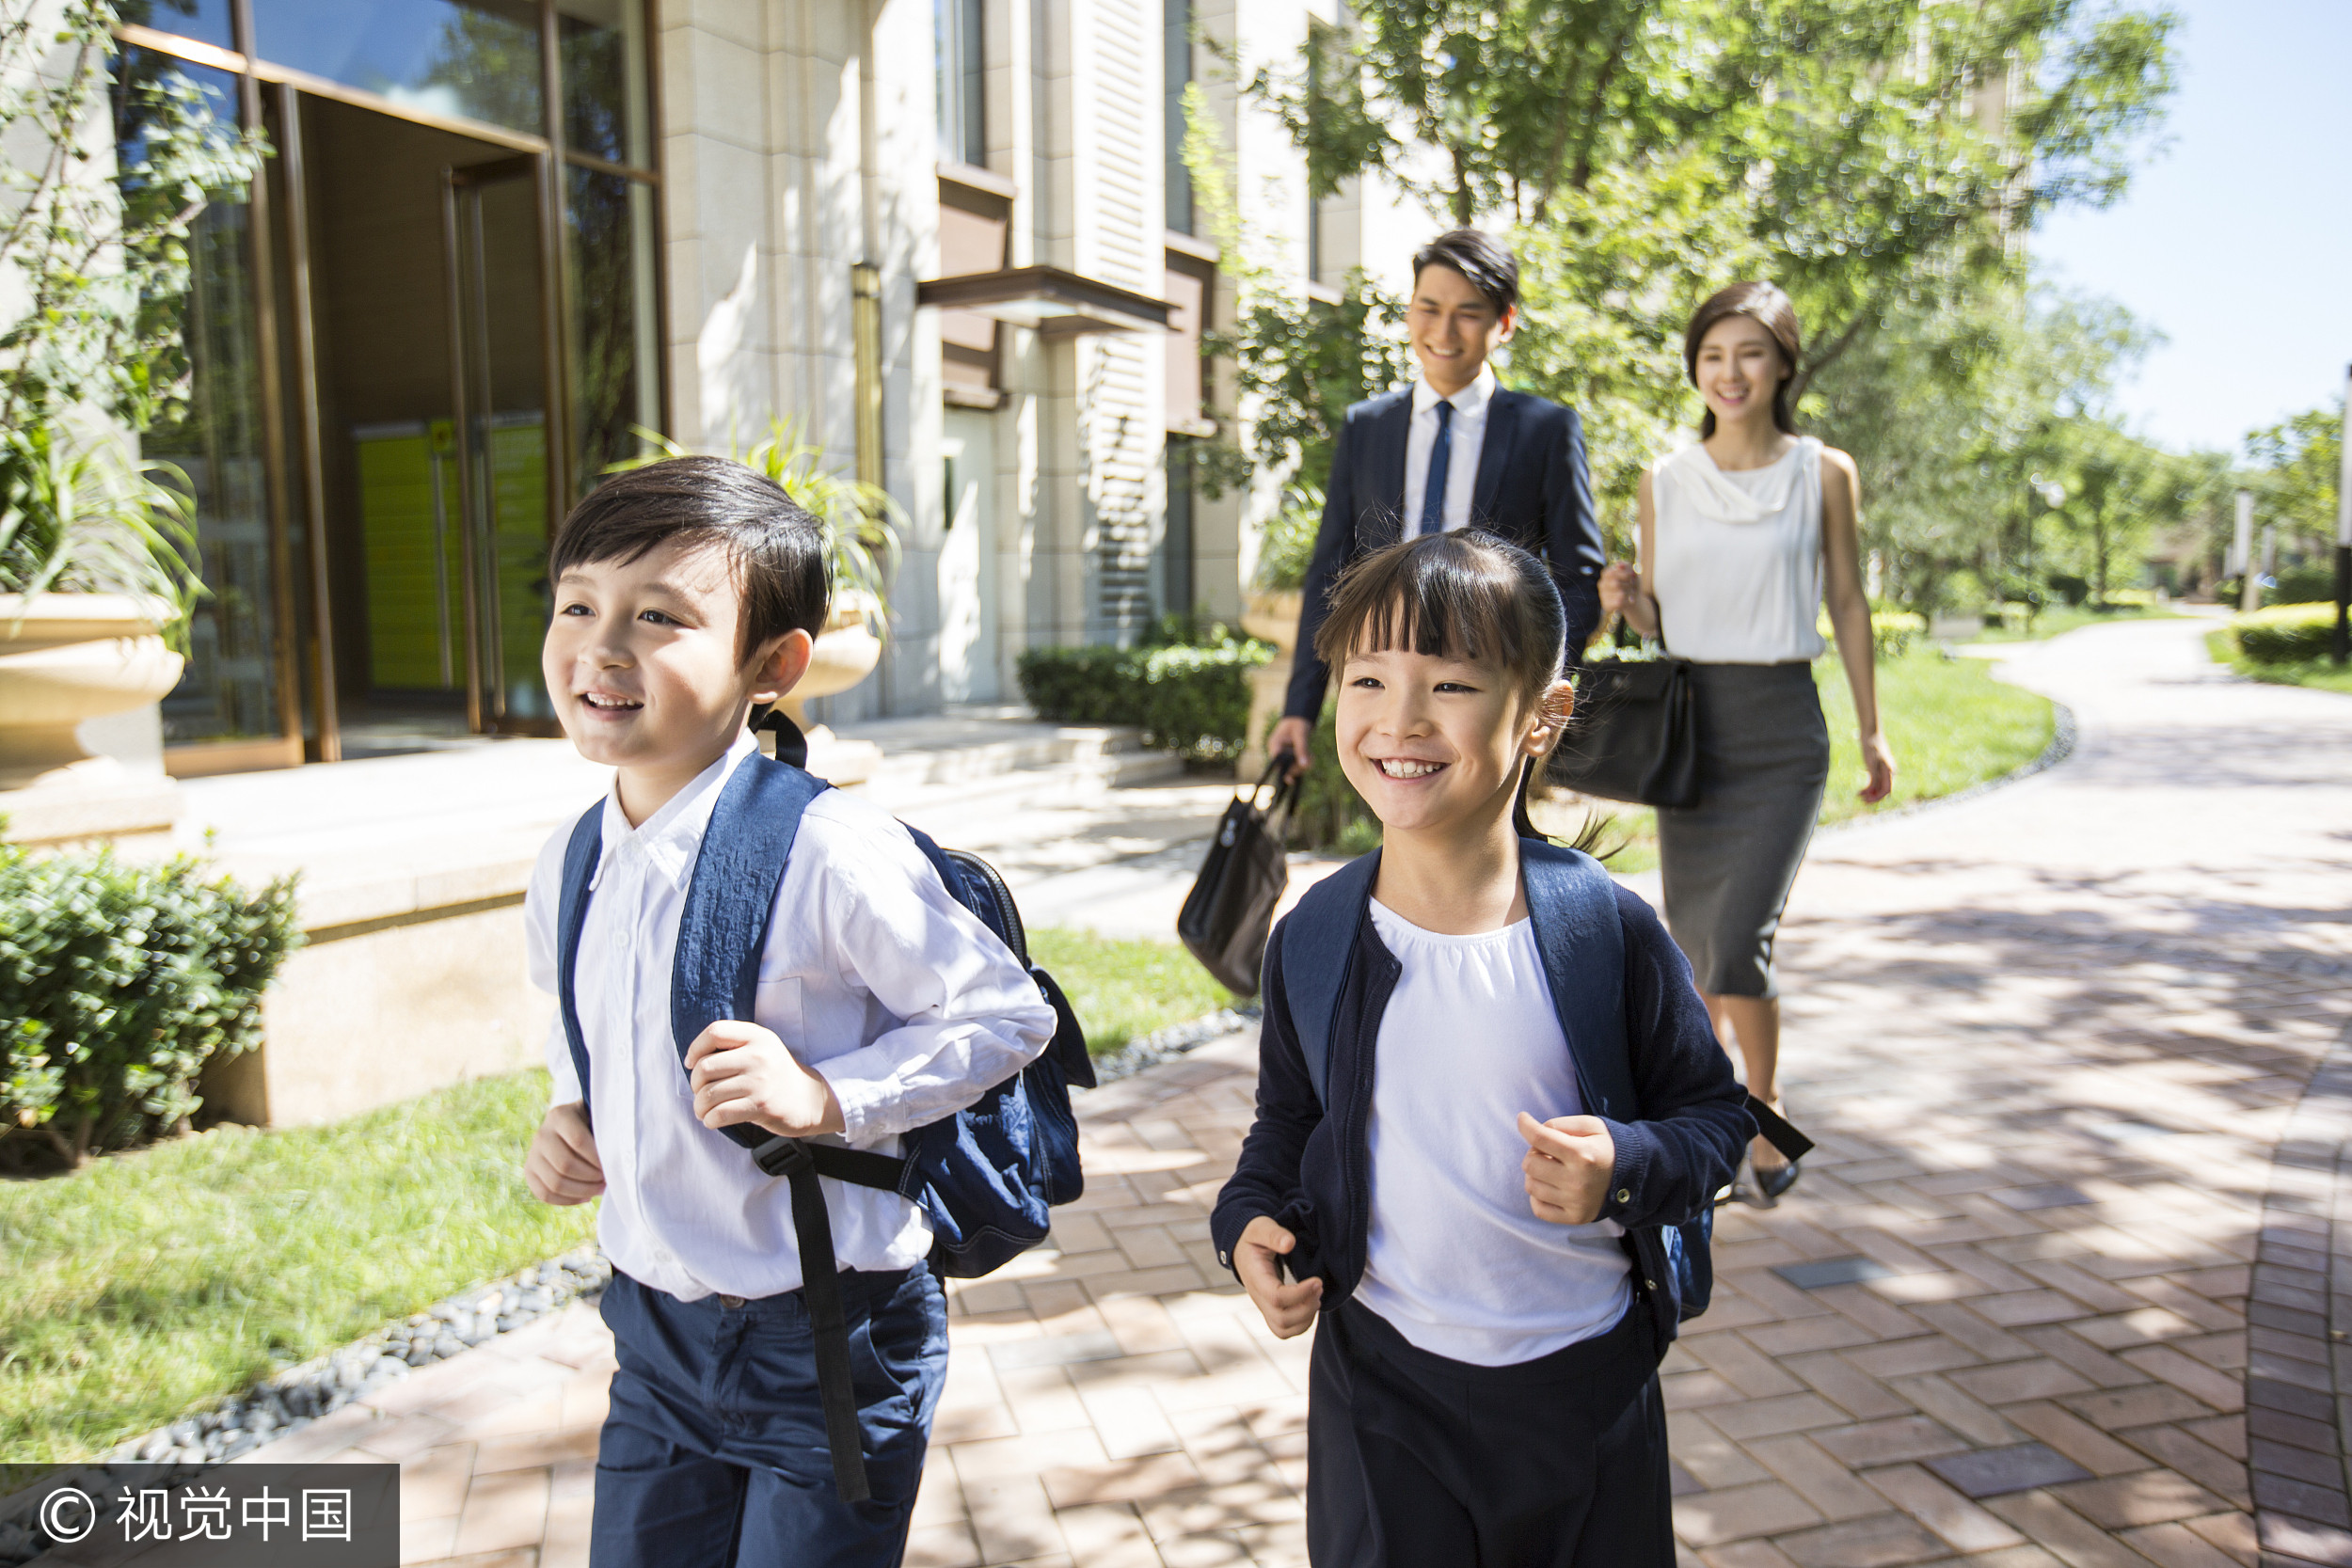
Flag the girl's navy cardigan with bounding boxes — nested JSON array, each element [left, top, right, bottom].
[[1209, 847, 1753, 1350]]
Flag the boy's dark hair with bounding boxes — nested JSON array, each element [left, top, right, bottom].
[[1411, 229, 1520, 315], [1312, 531, 1566, 725], [548, 456, 830, 663]]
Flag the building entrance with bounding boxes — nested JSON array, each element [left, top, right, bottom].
[[301, 99, 561, 752]]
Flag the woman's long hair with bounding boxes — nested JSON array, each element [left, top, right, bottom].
[[1684, 281, 1804, 438]]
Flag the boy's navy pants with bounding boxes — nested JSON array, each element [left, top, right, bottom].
[[1307, 1296, 1672, 1567], [589, 1264, 947, 1568]]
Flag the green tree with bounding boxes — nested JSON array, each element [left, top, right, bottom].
[[1804, 286, 2153, 610], [2244, 403, 2342, 559], [1180, 83, 1414, 499], [1229, 0, 2177, 590], [1252, 0, 2173, 386], [0, 1, 267, 631]]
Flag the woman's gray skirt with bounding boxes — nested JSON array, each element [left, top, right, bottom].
[[1657, 661, 1830, 999]]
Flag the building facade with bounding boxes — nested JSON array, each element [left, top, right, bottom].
[[110, 0, 1434, 773]]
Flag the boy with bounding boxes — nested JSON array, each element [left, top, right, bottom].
[[519, 457, 1057, 1566]]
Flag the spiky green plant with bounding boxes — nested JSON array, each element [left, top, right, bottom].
[[0, 426, 201, 650], [610, 419, 907, 635]]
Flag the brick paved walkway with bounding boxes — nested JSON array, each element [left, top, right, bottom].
[[246, 618, 2352, 1568]]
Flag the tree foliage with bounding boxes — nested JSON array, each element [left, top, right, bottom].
[[2243, 403, 2343, 556], [0, 1, 266, 626], [1218, 0, 2184, 611], [1, 3, 265, 438], [1181, 82, 1414, 500]]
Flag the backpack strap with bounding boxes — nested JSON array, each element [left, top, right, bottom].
[[666, 752, 881, 1502], [554, 802, 605, 1121], [1277, 851, 1380, 1106], [1519, 837, 1634, 1121], [670, 752, 832, 1144]]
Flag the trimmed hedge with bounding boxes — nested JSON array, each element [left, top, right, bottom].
[[1017, 638, 1272, 763], [0, 843, 300, 1169], [2233, 601, 2337, 664], [1815, 610, 1926, 657]]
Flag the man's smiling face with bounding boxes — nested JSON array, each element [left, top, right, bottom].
[[1407, 262, 1514, 398]]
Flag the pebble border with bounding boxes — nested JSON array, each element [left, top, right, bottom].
[[0, 1254, 615, 1565], [2249, 1020, 2352, 1568], [95, 1250, 612, 1468], [1082, 1004, 1263, 1087]]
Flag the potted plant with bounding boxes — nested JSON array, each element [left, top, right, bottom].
[[611, 418, 906, 733], [0, 427, 201, 793]]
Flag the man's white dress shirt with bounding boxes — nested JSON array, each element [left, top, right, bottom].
[[524, 728, 1057, 1302], [1400, 365, 1498, 534]]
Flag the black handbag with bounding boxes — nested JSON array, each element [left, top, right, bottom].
[[1178, 755, 1298, 995], [1548, 649, 1700, 808]]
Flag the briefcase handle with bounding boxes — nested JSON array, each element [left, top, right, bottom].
[[1244, 751, 1303, 846]]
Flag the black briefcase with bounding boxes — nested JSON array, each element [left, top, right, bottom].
[[1178, 755, 1298, 995], [1549, 655, 1700, 808]]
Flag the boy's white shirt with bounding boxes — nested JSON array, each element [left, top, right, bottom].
[[524, 728, 1057, 1302]]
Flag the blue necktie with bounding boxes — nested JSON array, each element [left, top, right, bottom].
[[1419, 399, 1454, 536]]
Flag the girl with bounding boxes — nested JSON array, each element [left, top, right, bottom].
[[1212, 531, 1749, 1567], [1599, 280, 1895, 1203]]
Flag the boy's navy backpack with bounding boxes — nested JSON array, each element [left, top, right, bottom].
[[553, 722, 1093, 1502], [1277, 836, 1740, 1341]]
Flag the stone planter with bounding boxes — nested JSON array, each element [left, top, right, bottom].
[[1239, 587, 1305, 781], [774, 592, 884, 784], [1241, 588, 1303, 652], [0, 593, 184, 843]]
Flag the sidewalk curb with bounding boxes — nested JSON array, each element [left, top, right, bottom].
[[2249, 1018, 2352, 1567], [1813, 698, 2078, 842]]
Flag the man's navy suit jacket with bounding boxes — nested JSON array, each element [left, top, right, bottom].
[[1282, 384, 1603, 722]]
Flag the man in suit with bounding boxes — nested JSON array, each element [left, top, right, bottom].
[[1268, 229, 1602, 775]]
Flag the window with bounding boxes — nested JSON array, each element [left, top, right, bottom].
[[936, 0, 984, 166], [251, 0, 545, 137], [1161, 439, 1195, 617], [113, 50, 285, 745], [117, 0, 235, 49]]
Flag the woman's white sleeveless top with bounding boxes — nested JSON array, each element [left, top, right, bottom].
[[1649, 436, 1827, 664]]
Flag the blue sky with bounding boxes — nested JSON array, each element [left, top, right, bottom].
[[2029, 0, 2352, 457]]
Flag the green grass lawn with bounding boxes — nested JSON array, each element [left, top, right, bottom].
[[2206, 628, 2352, 696], [1030, 927, 1242, 1054], [0, 1070, 597, 1463], [1548, 644, 2056, 873], [2, 927, 1246, 1463]]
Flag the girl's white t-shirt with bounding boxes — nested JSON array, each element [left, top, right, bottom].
[[1354, 898, 1634, 1367]]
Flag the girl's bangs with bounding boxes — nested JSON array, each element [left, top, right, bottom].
[[1323, 541, 1526, 678]]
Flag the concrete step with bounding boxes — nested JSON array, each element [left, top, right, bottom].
[[854, 747, 1184, 822], [826, 715, 1183, 820]]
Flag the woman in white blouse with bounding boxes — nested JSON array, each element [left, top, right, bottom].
[[1598, 281, 1895, 1200]]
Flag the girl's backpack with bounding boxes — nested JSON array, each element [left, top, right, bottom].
[[551, 748, 1092, 1502], [1276, 837, 1719, 1338]]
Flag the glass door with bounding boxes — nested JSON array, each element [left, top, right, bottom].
[[443, 155, 561, 733]]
